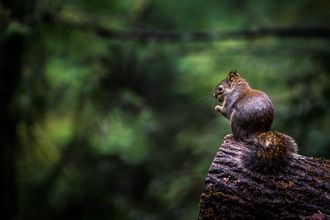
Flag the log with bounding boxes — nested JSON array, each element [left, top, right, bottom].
[[198, 136, 330, 220]]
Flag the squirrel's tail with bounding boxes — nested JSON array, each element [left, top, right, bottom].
[[241, 131, 298, 174]]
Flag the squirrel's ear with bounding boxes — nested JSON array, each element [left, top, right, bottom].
[[228, 70, 240, 82], [235, 71, 240, 76], [228, 70, 240, 76]]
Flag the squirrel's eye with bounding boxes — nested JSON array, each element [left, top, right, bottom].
[[218, 85, 224, 92]]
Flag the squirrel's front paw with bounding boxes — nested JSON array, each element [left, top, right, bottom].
[[224, 134, 234, 139], [215, 105, 223, 112]]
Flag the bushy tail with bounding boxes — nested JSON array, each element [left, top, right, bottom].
[[241, 131, 298, 174]]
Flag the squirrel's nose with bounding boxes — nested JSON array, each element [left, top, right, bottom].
[[213, 90, 220, 97]]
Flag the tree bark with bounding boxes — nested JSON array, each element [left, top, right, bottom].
[[198, 136, 330, 220]]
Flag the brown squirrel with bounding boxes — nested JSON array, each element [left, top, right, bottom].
[[214, 70, 298, 174]]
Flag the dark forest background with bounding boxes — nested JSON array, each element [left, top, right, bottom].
[[1, 0, 330, 219]]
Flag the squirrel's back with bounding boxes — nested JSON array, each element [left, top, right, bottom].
[[231, 88, 274, 140]]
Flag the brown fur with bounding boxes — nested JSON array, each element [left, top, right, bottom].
[[214, 71, 298, 174]]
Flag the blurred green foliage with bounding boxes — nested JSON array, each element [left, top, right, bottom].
[[1, 0, 330, 219]]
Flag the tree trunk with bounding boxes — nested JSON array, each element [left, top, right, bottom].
[[198, 136, 330, 220], [0, 33, 24, 220], [1, 0, 34, 218]]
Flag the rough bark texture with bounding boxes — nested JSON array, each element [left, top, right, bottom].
[[198, 136, 330, 220]]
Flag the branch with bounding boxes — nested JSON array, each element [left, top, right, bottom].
[[198, 136, 330, 219], [63, 21, 330, 42]]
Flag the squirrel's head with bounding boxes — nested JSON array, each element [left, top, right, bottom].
[[213, 70, 248, 101]]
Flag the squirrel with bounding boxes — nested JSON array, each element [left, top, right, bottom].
[[213, 70, 298, 174]]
